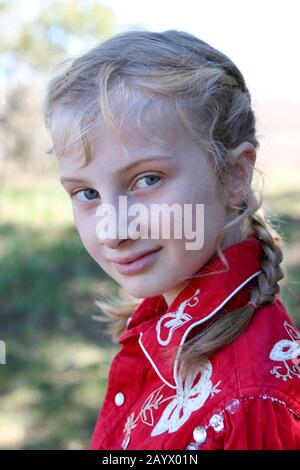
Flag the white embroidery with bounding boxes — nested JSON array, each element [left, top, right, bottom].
[[139, 271, 261, 389], [141, 385, 166, 427], [156, 289, 201, 346], [151, 360, 221, 437], [269, 321, 300, 381], [172, 271, 262, 386], [122, 384, 170, 448], [121, 412, 136, 449], [121, 361, 221, 446], [210, 381, 222, 397], [129, 271, 262, 446]]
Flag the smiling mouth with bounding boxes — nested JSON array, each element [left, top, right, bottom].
[[110, 247, 162, 265], [111, 248, 162, 275]]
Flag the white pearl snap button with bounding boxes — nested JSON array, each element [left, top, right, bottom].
[[193, 425, 207, 445], [115, 392, 125, 406]]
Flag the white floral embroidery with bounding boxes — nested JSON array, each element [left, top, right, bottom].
[[121, 360, 221, 446], [121, 412, 136, 449], [122, 384, 170, 448], [269, 321, 300, 381], [141, 385, 165, 427], [156, 288, 201, 346], [151, 360, 221, 437], [210, 381, 222, 397]]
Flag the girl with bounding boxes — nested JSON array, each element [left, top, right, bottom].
[[43, 29, 300, 450]]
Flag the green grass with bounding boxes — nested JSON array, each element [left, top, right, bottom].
[[0, 175, 121, 448], [0, 219, 120, 449], [0, 166, 299, 449]]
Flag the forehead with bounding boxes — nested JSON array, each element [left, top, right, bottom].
[[57, 94, 196, 170]]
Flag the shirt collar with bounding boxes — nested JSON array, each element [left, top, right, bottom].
[[119, 234, 262, 389]]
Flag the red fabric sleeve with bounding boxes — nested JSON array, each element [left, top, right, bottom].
[[201, 397, 300, 450]]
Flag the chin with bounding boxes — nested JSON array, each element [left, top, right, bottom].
[[122, 281, 164, 300]]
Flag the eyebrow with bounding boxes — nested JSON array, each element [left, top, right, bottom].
[[60, 155, 174, 184]]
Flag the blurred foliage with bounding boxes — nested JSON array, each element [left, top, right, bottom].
[[0, 0, 116, 168], [0, 0, 115, 70], [0, 167, 121, 449], [0, 85, 46, 167]]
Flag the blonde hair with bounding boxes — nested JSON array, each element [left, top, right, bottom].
[[43, 29, 285, 377]]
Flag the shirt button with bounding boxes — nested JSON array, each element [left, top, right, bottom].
[[115, 392, 125, 406]]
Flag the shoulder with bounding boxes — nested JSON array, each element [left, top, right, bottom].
[[184, 297, 300, 449], [210, 297, 300, 410], [185, 392, 300, 450], [232, 297, 300, 410]]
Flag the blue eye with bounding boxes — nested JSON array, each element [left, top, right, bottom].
[[134, 175, 161, 190], [73, 188, 99, 202], [71, 174, 161, 202]]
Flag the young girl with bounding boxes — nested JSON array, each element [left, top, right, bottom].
[[43, 29, 300, 450]]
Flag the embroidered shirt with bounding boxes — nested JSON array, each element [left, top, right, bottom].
[[89, 234, 300, 450]]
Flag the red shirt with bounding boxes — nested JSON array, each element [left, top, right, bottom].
[[89, 235, 300, 450]]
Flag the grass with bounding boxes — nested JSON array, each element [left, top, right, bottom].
[[0, 217, 120, 449], [0, 165, 122, 449], [0, 161, 299, 449]]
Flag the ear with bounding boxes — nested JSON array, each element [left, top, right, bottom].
[[226, 142, 256, 207]]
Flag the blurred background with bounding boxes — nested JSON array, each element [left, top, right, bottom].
[[0, 0, 299, 450]]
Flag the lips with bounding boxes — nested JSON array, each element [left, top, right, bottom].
[[111, 248, 162, 275], [109, 247, 162, 265]]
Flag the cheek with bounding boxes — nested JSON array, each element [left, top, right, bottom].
[[165, 198, 226, 258], [73, 209, 99, 258], [187, 176, 226, 230], [203, 198, 227, 232]]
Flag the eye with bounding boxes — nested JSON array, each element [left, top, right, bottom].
[[133, 174, 162, 190], [72, 188, 99, 202]]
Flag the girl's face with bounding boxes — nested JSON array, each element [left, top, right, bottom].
[[59, 103, 235, 306]]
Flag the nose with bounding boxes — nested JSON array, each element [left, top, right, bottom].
[[99, 237, 130, 250], [95, 199, 135, 248], [98, 232, 130, 249]]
